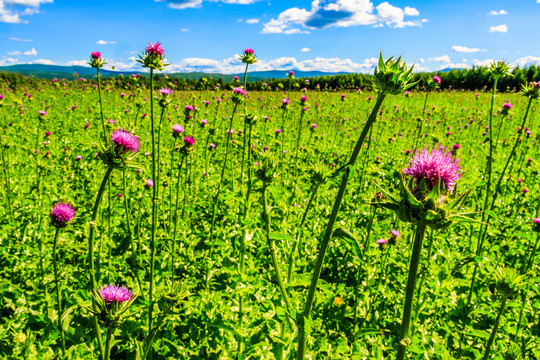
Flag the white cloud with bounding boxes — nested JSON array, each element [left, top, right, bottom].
[[245, 18, 259, 24], [452, 45, 487, 53], [430, 55, 451, 63], [181, 28, 189, 32], [262, 0, 426, 34], [66, 60, 90, 66], [7, 51, 21, 56], [0, 0, 52, 23], [96, 40, 116, 45], [0, 57, 19, 66], [23, 48, 37, 56], [439, 63, 469, 70], [31, 58, 55, 65], [489, 24, 507, 33], [488, 10, 507, 15], [155, 0, 259, 9], [512, 56, 540, 67], [301, 47, 310, 52], [472, 58, 496, 67], [9, 36, 33, 42]]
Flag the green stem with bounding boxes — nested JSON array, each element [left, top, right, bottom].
[[122, 170, 145, 300], [413, 91, 429, 150], [0, 143, 13, 223], [483, 295, 508, 360], [104, 327, 113, 360], [396, 221, 427, 360], [297, 93, 387, 360], [97, 67, 107, 143], [88, 165, 114, 360], [149, 68, 157, 334], [490, 96, 534, 209], [171, 154, 185, 282], [262, 180, 295, 322], [52, 227, 66, 358]]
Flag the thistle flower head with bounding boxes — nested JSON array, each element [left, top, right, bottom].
[[110, 129, 140, 155], [373, 52, 417, 95], [99, 284, 133, 303], [240, 48, 257, 64], [172, 124, 184, 138], [50, 202, 76, 228], [287, 71, 294, 78], [255, 150, 278, 183], [521, 81, 540, 99], [492, 266, 527, 298], [231, 87, 246, 104], [159, 88, 172, 96], [183, 136, 195, 147], [137, 41, 168, 70], [89, 51, 106, 68], [533, 217, 540, 232], [432, 76, 441, 84], [403, 145, 462, 193], [488, 60, 513, 79]]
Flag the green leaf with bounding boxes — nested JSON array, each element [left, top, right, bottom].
[[269, 232, 295, 243], [332, 227, 362, 260]]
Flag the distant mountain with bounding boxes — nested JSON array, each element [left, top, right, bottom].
[[0, 64, 350, 81]]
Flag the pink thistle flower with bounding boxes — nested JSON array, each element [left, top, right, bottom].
[[234, 76, 239, 81], [145, 41, 164, 56], [110, 129, 140, 154], [183, 136, 195, 147], [533, 218, 540, 225], [390, 229, 401, 237], [91, 51, 101, 59], [184, 105, 193, 112], [50, 202, 76, 228], [98, 284, 133, 303], [145, 179, 154, 189], [233, 87, 246, 96], [209, 143, 216, 150], [172, 124, 184, 137], [403, 145, 462, 193], [38, 110, 47, 117], [45, 131, 51, 137], [433, 76, 441, 84], [75, 155, 83, 161], [160, 88, 172, 96], [244, 48, 254, 55], [503, 102, 513, 109], [376, 239, 388, 245]]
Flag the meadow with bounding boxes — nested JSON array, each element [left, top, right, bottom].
[[0, 49, 539, 360]]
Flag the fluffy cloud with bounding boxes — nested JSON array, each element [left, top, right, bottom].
[[430, 55, 450, 63], [489, 24, 507, 33], [23, 47, 37, 55], [155, 0, 259, 10], [181, 28, 189, 32], [96, 40, 117, 45], [245, 18, 259, 24], [9, 36, 33, 42], [7, 50, 21, 55], [439, 63, 470, 70], [452, 45, 487, 53], [301, 47, 310, 52], [262, 0, 427, 34], [512, 56, 540, 67], [488, 10, 507, 15], [0, 0, 52, 23]]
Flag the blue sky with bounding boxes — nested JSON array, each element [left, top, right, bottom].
[[1, 0, 540, 74]]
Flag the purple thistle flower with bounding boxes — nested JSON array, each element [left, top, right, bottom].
[[533, 218, 540, 225], [376, 239, 388, 245], [183, 136, 196, 147], [172, 124, 184, 138], [209, 143, 216, 150], [145, 41, 164, 56], [244, 48, 254, 55], [184, 105, 194, 112], [98, 284, 133, 303], [145, 179, 154, 188], [110, 129, 140, 154], [390, 229, 401, 237], [75, 155, 83, 161], [433, 76, 441, 84], [502, 102, 513, 109], [91, 51, 101, 59], [403, 145, 462, 193], [50, 202, 76, 228], [38, 110, 47, 117], [160, 88, 172, 96], [233, 87, 246, 96]]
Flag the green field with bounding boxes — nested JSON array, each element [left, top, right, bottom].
[[0, 57, 539, 359]]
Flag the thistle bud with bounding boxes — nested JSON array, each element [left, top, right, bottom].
[[240, 48, 257, 65], [89, 51, 106, 68], [255, 150, 278, 183], [373, 52, 417, 95]]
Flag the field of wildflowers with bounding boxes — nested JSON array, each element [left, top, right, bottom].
[[0, 45, 539, 359]]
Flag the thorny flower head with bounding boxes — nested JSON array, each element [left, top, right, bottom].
[[90, 284, 136, 329], [50, 202, 76, 228], [231, 87, 246, 105], [99, 284, 133, 303], [373, 52, 417, 95], [240, 48, 257, 65], [403, 145, 462, 193], [521, 81, 540, 99], [89, 51, 106, 68], [137, 41, 168, 71], [488, 60, 513, 79], [111, 129, 140, 155]]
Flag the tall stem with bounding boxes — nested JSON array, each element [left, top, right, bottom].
[[104, 327, 113, 360], [97, 67, 107, 143], [396, 221, 427, 360], [297, 93, 387, 360], [483, 295, 508, 360], [171, 154, 185, 282], [88, 165, 114, 360], [149, 68, 157, 333], [52, 227, 66, 358]]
